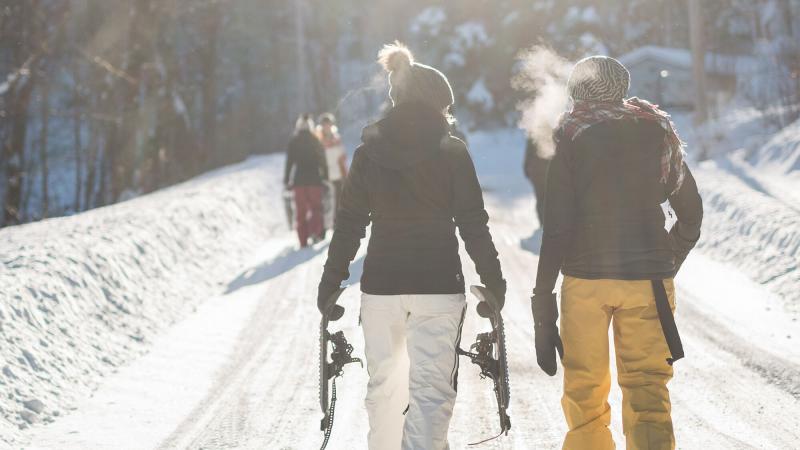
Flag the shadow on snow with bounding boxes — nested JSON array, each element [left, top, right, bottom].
[[226, 243, 329, 294]]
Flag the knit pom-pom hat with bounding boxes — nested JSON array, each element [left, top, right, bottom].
[[378, 41, 454, 111], [567, 55, 630, 103]]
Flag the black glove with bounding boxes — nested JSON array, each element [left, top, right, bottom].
[[477, 280, 506, 318], [531, 292, 564, 376], [318, 281, 344, 321]]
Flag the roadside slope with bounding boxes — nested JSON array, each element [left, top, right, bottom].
[[0, 155, 284, 445]]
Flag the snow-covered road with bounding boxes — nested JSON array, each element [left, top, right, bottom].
[[18, 130, 800, 449], [26, 186, 800, 449]]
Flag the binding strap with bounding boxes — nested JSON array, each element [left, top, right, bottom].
[[320, 378, 337, 450], [651, 280, 684, 365]]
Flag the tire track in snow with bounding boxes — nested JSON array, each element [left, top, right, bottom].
[[159, 245, 328, 449]]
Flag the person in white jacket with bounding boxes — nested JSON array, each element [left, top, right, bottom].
[[317, 113, 348, 227]]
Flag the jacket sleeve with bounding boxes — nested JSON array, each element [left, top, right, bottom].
[[450, 141, 504, 290], [668, 164, 703, 273], [534, 141, 577, 295], [320, 147, 371, 286]]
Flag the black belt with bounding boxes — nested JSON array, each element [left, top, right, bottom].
[[651, 280, 684, 365]]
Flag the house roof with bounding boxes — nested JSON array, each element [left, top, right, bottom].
[[618, 45, 757, 75]]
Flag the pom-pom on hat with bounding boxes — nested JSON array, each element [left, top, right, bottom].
[[567, 55, 630, 103], [378, 41, 454, 111]]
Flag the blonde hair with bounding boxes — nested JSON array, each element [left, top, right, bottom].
[[378, 41, 414, 73], [294, 114, 314, 133]]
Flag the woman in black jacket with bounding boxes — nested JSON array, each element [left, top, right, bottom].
[[317, 42, 505, 450], [284, 114, 328, 247]]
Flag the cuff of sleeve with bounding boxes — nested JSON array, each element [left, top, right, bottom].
[[531, 292, 558, 325]]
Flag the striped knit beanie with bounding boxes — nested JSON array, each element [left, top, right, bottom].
[[567, 56, 630, 103], [378, 41, 454, 111]]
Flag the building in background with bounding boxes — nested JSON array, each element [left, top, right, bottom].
[[619, 45, 757, 112]]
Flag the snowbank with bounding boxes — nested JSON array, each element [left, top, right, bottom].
[[679, 107, 778, 160], [749, 117, 800, 177], [675, 110, 800, 307], [0, 155, 285, 443], [693, 160, 800, 310]]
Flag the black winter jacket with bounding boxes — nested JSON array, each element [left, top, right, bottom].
[[284, 130, 328, 187], [534, 119, 703, 295], [321, 102, 504, 295]]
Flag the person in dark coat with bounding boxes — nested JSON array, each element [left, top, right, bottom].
[[284, 114, 328, 247], [317, 42, 505, 449], [524, 137, 550, 226], [530, 56, 703, 450]]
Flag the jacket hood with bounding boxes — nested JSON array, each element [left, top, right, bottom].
[[361, 102, 450, 169]]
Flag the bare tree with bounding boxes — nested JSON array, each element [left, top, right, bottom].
[[294, 0, 309, 114], [1, 1, 41, 225], [72, 60, 83, 212], [199, 1, 222, 170], [38, 78, 50, 218], [688, 0, 709, 125]]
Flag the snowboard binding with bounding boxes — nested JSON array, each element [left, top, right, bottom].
[[457, 285, 511, 445], [319, 288, 362, 450]]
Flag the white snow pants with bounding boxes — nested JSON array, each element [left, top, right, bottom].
[[360, 293, 467, 450]]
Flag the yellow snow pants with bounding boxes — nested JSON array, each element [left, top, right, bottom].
[[560, 276, 676, 450]]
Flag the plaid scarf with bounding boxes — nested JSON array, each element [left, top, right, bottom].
[[555, 97, 686, 195]]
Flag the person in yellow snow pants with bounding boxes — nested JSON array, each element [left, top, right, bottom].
[[560, 277, 676, 450], [530, 56, 703, 450]]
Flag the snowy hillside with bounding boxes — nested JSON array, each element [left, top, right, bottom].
[[751, 118, 800, 176], [0, 156, 285, 444], [667, 110, 800, 308], [692, 160, 800, 308]]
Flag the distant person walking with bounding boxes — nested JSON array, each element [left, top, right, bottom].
[[523, 137, 549, 227], [317, 113, 348, 224], [317, 42, 505, 450], [531, 56, 703, 450], [284, 114, 328, 247]]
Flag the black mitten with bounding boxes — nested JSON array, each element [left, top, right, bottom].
[[531, 292, 564, 376]]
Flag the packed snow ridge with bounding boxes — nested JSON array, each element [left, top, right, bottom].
[[0, 155, 284, 444]]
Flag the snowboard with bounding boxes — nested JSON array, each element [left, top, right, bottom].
[[458, 285, 512, 443], [283, 189, 294, 230], [319, 288, 362, 449]]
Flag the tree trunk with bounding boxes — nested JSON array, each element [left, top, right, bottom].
[[781, 0, 794, 37], [294, 0, 308, 114], [39, 81, 50, 218], [73, 65, 83, 212], [663, 1, 673, 46], [2, 78, 35, 225], [688, 0, 709, 125], [105, 0, 157, 201], [200, 1, 221, 170], [1, 1, 39, 226], [84, 120, 98, 210]]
